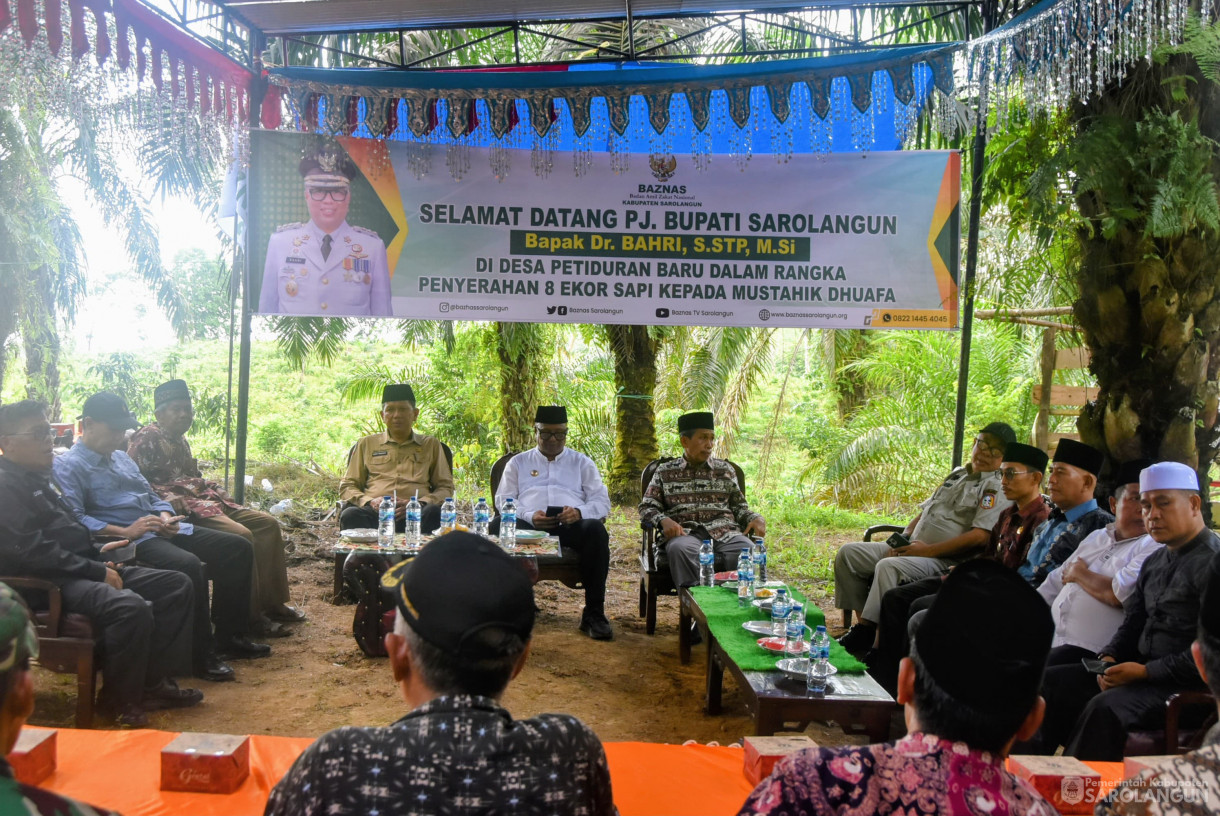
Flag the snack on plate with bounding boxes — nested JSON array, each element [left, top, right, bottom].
[[755, 587, 776, 598]]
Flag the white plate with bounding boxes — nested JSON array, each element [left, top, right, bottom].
[[339, 528, 379, 543], [775, 657, 838, 681], [742, 620, 812, 637]]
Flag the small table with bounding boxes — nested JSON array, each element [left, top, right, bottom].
[[330, 535, 582, 602], [679, 587, 896, 739]]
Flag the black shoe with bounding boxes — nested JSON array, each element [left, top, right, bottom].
[[196, 653, 236, 682], [216, 635, 272, 660], [142, 679, 204, 711], [267, 603, 307, 623], [688, 620, 703, 646], [114, 703, 149, 728], [253, 615, 293, 639], [579, 612, 614, 641], [837, 623, 877, 657]]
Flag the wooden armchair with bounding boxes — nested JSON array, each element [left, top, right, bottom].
[[1125, 690, 1218, 756], [0, 577, 98, 728], [638, 457, 746, 635]]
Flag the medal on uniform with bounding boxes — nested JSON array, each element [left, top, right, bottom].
[[352, 244, 363, 253], [285, 280, 298, 296], [363, 274, 371, 284], [530, 469, 539, 477], [344, 236, 352, 243], [321, 276, 329, 285]]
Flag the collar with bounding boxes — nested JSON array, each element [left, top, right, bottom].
[[896, 732, 1003, 766], [0, 456, 44, 482], [382, 431, 419, 447], [394, 693, 509, 726], [1015, 495, 1049, 521], [532, 446, 568, 462], [71, 442, 110, 467], [309, 219, 349, 243], [1104, 523, 1148, 547], [682, 455, 714, 471], [1164, 526, 1212, 556], [1059, 498, 1099, 523]]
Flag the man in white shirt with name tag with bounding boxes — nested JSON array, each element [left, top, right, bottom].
[[494, 406, 613, 641], [1038, 459, 1162, 663]]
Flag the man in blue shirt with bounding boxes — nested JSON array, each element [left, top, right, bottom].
[[54, 393, 270, 683], [1017, 438, 1111, 587]]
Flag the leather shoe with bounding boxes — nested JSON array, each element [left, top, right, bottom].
[[687, 620, 703, 646], [837, 622, 877, 657], [267, 603, 307, 623], [143, 678, 204, 711], [579, 612, 614, 641], [114, 704, 149, 728], [196, 653, 236, 682], [216, 635, 272, 660], [253, 615, 293, 638]]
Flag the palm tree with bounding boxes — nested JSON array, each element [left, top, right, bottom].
[[0, 32, 225, 415]]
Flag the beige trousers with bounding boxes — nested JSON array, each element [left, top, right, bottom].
[[193, 507, 291, 623]]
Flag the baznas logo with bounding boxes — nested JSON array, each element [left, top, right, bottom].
[[1060, 777, 1085, 806], [758, 309, 771, 322], [650, 153, 677, 182]]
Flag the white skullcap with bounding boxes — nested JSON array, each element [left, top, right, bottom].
[[1139, 461, 1199, 493]]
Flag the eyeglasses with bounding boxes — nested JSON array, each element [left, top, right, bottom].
[[3, 426, 55, 440], [973, 438, 1005, 458], [307, 188, 349, 202], [536, 430, 568, 441], [999, 467, 1036, 481]]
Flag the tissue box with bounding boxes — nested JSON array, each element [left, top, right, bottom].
[[743, 736, 817, 785], [8, 728, 56, 785], [160, 733, 250, 794], [1008, 755, 1101, 814]]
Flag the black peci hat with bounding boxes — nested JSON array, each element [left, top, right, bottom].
[[153, 379, 191, 411], [1053, 438, 1104, 477], [534, 406, 568, 424], [382, 384, 416, 405], [1002, 442, 1049, 473], [677, 412, 714, 434]]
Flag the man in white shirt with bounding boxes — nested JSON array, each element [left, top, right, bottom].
[[494, 406, 613, 641], [1038, 459, 1162, 663]]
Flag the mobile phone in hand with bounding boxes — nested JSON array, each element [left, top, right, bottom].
[[1081, 658, 1110, 675], [886, 532, 910, 549], [546, 506, 562, 517]]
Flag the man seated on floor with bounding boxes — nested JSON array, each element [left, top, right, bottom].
[[0, 400, 201, 725], [739, 559, 1057, 816], [835, 422, 1016, 655], [338, 383, 454, 535], [1038, 458, 1161, 665], [868, 441, 1054, 691], [1095, 549, 1220, 815], [54, 392, 269, 683], [128, 379, 304, 640], [491, 405, 613, 641], [1029, 461, 1219, 760], [0, 582, 119, 815], [264, 532, 615, 816], [639, 411, 764, 587]]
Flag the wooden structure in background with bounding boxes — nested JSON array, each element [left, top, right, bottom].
[[1032, 327, 1095, 452]]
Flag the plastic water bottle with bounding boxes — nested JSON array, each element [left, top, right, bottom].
[[698, 539, 715, 586], [753, 537, 768, 583], [439, 497, 457, 533], [269, 498, 293, 516], [808, 625, 831, 693], [377, 496, 395, 549], [786, 603, 806, 654], [473, 497, 491, 536], [736, 550, 754, 607], [770, 588, 791, 636], [500, 498, 517, 550], [404, 492, 422, 548]]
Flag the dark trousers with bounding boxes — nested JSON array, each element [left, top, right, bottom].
[[489, 517, 610, 616], [1028, 652, 1207, 760], [872, 575, 943, 694], [135, 527, 254, 669], [59, 566, 193, 708], [340, 502, 444, 535]]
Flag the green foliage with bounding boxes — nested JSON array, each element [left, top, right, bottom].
[[806, 321, 1038, 510], [170, 248, 234, 341]]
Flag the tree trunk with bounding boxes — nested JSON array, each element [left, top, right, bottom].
[[22, 268, 61, 420], [1072, 56, 1220, 506], [821, 329, 869, 420], [495, 322, 546, 453], [606, 324, 659, 504]]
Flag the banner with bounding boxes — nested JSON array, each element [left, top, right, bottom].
[[248, 130, 960, 329]]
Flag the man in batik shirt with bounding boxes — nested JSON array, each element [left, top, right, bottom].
[[1094, 548, 1220, 815], [264, 533, 615, 816], [638, 411, 764, 588], [127, 379, 302, 638], [739, 559, 1057, 816]]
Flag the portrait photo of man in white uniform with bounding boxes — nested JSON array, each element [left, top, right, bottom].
[[258, 144, 392, 317]]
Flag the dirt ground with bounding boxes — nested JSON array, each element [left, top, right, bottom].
[[28, 516, 879, 748]]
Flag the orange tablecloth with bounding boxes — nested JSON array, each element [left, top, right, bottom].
[[31, 728, 756, 816]]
